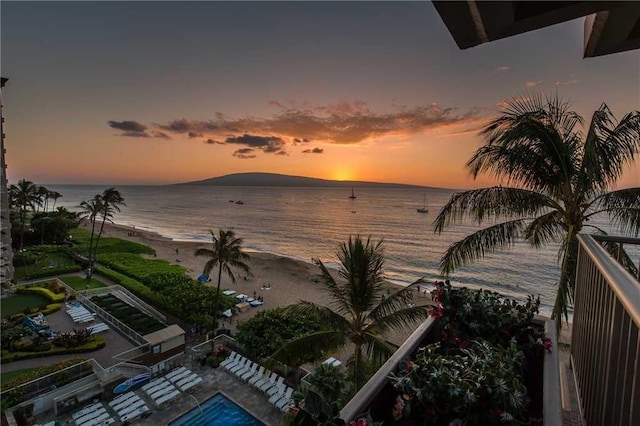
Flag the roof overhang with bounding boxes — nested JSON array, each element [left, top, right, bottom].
[[432, 1, 640, 58], [143, 324, 185, 347]]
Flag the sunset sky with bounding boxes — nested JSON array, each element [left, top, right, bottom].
[[2, 1, 639, 189]]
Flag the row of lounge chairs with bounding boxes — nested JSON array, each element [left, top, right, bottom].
[[66, 305, 97, 324], [71, 402, 114, 426], [141, 367, 203, 408], [86, 322, 109, 335], [221, 352, 294, 412], [108, 391, 149, 423]]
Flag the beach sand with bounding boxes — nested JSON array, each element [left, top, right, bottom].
[[96, 223, 434, 332]]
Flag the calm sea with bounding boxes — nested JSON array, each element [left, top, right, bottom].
[[49, 184, 630, 317]]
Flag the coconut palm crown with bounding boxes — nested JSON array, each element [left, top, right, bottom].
[[8, 179, 41, 250], [195, 229, 251, 323], [434, 94, 640, 329], [273, 236, 427, 390]]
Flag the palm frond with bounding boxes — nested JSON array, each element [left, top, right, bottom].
[[315, 259, 351, 315], [524, 211, 565, 247], [367, 304, 428, 335], [589, 229, 639, 277], [588, 188, 640, 236], [368, 279, 425, 321], [287, 302, 351, 332], [434, 186, 555, 233], [362, 332, 397, 365], [579, 106, 640, 193], [440, 219, 528, 275], [271, 330, 345, 366]]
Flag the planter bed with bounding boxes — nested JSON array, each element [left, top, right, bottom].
[[89, 295, 165, 335]]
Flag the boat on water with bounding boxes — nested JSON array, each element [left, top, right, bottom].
[[235, 200, 244, 205], [416, 194, 428, 213], [349, 188, 356, 199]]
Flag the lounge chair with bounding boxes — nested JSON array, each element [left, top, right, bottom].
[[120, 405, 149, 423], [74, 407, 107, 425], [265, 376, 285, 396], [175, 373, 199, 388], [247, 365, 265, 384], [112, 395, 141, 413], [168, 369, 192, 383], [240, 363, 260, 381], [228, 358, 249, 374], [235, 361, 256, 378], [117, 399, 146, 418], [275, 387, 295, 410], [154, 389, 180, 407], [80, 412, 113, 426], [223, 354, 244, 372], [142, 377, 166, 392], [144, 380, 172, 397], [164, 366, 187, 380], [219, 351, 238, 368], [109, 392, 136, 407], [72, 402, 102, 420], [179, 376, 203, 392], [258, 372, 278, 392], [149, 384, 177, 401], [268, 385, 288, 405], [252, 369, 272, 388]]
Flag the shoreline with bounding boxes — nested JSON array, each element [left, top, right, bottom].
[[94, 222, 434, 329]]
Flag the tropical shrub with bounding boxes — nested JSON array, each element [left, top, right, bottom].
[[97, 252, 184, 280], [70, 229, 155, 255], [237, 307, 325, 359], [15, 287, 65, 303], [1, 337, 105, 363], [0, 358, 87, 392], [17, 265, 82, 281], [53, 329, 92, 348]]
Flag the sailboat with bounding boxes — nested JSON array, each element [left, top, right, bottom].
[[349, 188, 356, 199], [416, 194, 428, 213]]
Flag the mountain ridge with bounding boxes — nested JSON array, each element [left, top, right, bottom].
[[175, 172, 434, 189]]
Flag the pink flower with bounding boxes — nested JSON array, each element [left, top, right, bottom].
[[428, 305, 443, 319], [405, 361, 412, 372], [543, 337, 553, 353]]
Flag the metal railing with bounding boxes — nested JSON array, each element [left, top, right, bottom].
[[571, 234, 640, 425], [77, 293, 147, 345]]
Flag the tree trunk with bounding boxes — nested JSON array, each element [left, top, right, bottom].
[[212, 263, 223, 330]]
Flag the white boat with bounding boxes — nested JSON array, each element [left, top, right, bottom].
[[417, 194, 428, 213]]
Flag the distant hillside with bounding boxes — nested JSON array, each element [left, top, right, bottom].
[[176, 172, 430, 189]]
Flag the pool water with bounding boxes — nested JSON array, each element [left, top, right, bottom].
[[169, 393, 264, 426]]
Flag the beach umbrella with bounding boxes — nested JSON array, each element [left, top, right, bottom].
[[197, 274, 209, 283], [222, 309, 233, 318]]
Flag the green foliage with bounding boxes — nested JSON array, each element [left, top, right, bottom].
[[15, 265, 82, 281], [97, 252, 184, 280], [91, 294, 165, 334], [0, 358, 86, 392], [390, 341, 528, 425], [306, 364, 350, 408], [13, 245, 77, 279], [1, 295, 49, 319], [95, 266, 167, 310], [1, 337, 105, 363], [53, 329, 92, 348], [237, 307, 325, 359], [40, 303, 62, 316]]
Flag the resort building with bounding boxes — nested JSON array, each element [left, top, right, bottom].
[[0, 77, 14, 287]]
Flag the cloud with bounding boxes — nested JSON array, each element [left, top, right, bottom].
[[224, 134, 286, 155], [555, 79, 579, 86], [233, 148, 257, 159], [110, 99, 484, 156], [494, 66, 510, 73], [152, 131, 171, 140], [121, 131, 150, 138], [302, 147, 324, 154], [525, 80, 543, 88], [108, 120, 147, 132]]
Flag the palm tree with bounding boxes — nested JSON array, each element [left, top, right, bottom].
[[8, 179, 40, 250], [434, 94, 640, 330], [195, 229, 251, 325], [79, 197, 103, 273], [91, 188, 125, 263], [273, 236, 427, 390], [49, 190, 62, 211]]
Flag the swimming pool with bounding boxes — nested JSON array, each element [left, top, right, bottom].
[[169, 393, 264, 426]]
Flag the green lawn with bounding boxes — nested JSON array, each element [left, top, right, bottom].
[[14, 253, 76, 280], [59, 276, 107, 291], [1, 294, 50, 318], [0, 368, 37, 383], [70, 228, 155, 255]]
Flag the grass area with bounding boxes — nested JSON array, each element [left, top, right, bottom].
[[70, 228, 155, 255], [1, 294, 50, 318], [59, 276, 107, 291], [97, 252, 185, 280], [14, 253, 76, 280], [0, 368, 37, 383]]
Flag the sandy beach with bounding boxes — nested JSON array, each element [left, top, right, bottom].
[[97, 223, 434, 329]]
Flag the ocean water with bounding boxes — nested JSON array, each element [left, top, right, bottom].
[[49, 184, 631, 316]]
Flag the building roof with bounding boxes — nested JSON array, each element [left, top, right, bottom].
[[432, 1, 640, 58], [143, 324, 185, 346]]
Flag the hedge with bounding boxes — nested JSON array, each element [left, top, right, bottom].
[[1, 358, 86, 391], [97, 252, 185, 280], [1, 337, 106, 363], [16, 287, 65, 303], [41, 303, 62, 316], [19, 265, 82, 281]]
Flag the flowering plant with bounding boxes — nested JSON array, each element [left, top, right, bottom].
[[388, 281, 552, 425]]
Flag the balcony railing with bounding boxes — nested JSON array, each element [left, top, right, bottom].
[[571, 234, 640, 425]]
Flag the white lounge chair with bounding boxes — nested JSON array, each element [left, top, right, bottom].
[[235, 361, 256, 378], [117, 398, 146, 418], [164, 366, 187, 380], [72, 403, 102, 420], [223, 354, 244, 371], [149, 384, 177, 401], [109, 392, 135, 407], [275, 387, 295, 410], [175, 373, 198, 388], [112, 395, 141, 413], [258, 372, 278, 392], [120, 405, 149, 423], [154, 389, 180, 407], [265, 376, 285, 396], [142, 377, 166, 392], [75, 407, 106, 425], [268, 385, 288, 404], [80, 412, 113, 426], [144, 380, 172, 397], [228, 358, 248, 374], [252, 369, 271, 388], [219, 351, 238, 368], [179, 376, 203, 392], [168, 369, 192, 383], [247, 366, 265, 384]]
